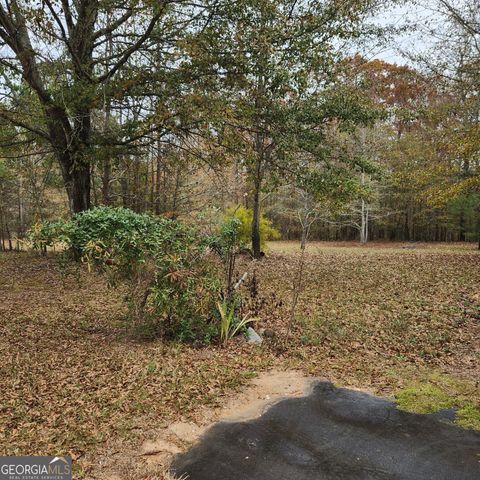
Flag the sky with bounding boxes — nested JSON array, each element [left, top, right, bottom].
[[366, 3, 440, 65]]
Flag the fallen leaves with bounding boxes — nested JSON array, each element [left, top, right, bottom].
[[250, 244, 480, 375], [0, 253, 274, 460], [0, 243, 479, 478]]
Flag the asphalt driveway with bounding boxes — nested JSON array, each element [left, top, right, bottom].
[[172, 381, 480, 480]]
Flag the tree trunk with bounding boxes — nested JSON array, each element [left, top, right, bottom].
[[404, 210, 410, 241], [133, 156, 140, 212], [101, 89, 111, 206], [251, 76, 267, 260], [172, 166, 181, 215], [300, 227, 307, 251], [149, 147, 155, 211], [360, 198, 366, 244], [102, 157, 111, 205], [477, 205, 480, 250], [251, 178, 262, 259], [68, 160, 91, 213], [145, 154, 151, 211], [4, 213, 12, 251], [91, 163, 98, 207], [0, 1, 95, 214], [155, 154, 162, 215], [17, 175, 24, 237], [459, 209, 466, 242], [365, 207, 369, 243], [120, 158, 129, 208], [102, 16, 113, 206]]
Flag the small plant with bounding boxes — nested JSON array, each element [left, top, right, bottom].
[[206, 216, 245, 298], [217, 300, 255, 346]]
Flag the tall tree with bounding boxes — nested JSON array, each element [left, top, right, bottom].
[[0, 0, 216, 212], [189, 0, 384, 257], [406, 0, 480, 245]]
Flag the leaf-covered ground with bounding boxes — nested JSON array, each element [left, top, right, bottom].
[[0, 242, 479, 478], [261, 242, 479, 375], [256, 242, 480, 426]]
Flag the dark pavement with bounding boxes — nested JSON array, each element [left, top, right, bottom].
[[171, 381, 480, 480]]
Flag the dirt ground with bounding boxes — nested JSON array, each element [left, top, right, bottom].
[[0, 241, 479, 478], [92, 370, 312, 479]]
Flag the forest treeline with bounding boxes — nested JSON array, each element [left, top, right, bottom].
[[0, 0, 479, 252]]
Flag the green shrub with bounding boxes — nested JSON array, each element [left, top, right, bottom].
[[205, 216, 244, 296], [30, 207, 221, 341], [224, 206, 280, 249]]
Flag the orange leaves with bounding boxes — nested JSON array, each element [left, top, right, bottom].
[[164, 267, 195, 284]]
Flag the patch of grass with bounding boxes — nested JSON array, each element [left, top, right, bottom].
[[396, 384, 455, 413], [395, 373, 480, 431], [457, 405, 480, 430]]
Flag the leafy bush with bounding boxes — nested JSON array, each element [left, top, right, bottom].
[[30, 220, 71, 252], [206, 216, 244, 296], [224, 206, 280, 249], [206, 213, 259, 343], [30, 207, 221, 341]]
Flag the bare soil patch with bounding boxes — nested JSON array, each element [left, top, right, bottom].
[[94, 370, 311, 479]]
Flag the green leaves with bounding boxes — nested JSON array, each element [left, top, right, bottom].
[[217, 300, 255, 346], [188, 0, 385, 179], [30, 207, 222, 341], [223, 207, 280, 250]]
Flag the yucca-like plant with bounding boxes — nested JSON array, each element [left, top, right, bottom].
[[217, 301, 254, 346]]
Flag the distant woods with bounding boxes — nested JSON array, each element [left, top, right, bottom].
[[0, 0, 478, 251]]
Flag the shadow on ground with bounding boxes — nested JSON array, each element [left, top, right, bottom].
[[171, 381, 480, 480]]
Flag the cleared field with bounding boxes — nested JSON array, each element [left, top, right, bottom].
[[269, 240, 480, 253], [261, 241, 479, 373], [0, 242, 479, 477]]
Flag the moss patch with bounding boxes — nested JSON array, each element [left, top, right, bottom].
[[457, 405, 480, 430], [395, 373, 480, 431]]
